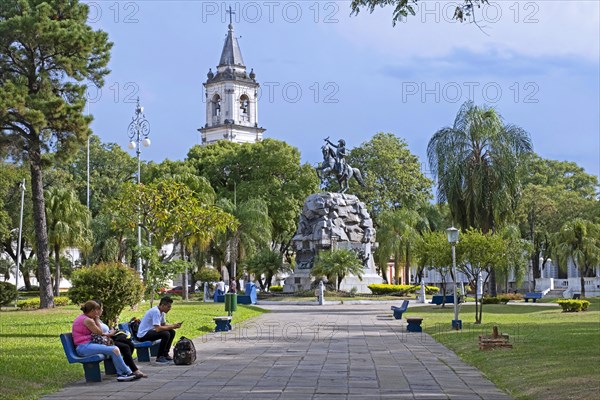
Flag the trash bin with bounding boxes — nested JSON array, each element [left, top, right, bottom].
[[225, 293, 237, 313], [245, 282, 257, 304]]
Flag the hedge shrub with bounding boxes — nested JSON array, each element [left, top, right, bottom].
[[557, 299, 590, 312], [481, 296, 511, 304], [269, 286, 283, 292], [425, 286, 440, 295], [0, 281, 18, 306], [501, 293, 523, 301], [368, 284, 420, 295], [195, 268, 221, 285], [68, 262, 144, 325], [498, 295, 512, 303], [17, 296, 71, 310]]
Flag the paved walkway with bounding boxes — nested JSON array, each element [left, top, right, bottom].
[[44, 303, 512, 400]]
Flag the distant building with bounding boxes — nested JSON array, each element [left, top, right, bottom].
[[199, 19, 265, 145]]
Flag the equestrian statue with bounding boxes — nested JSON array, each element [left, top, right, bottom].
[[316, 137, 365, 194]]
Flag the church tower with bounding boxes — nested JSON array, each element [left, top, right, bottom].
[[199, 16, 265, 145]]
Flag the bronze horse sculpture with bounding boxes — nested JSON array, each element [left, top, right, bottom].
[[316, 144, 365, 193]]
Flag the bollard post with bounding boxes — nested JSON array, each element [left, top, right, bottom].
[[419, 281, 426, 304], [319, 280, 324, 305]]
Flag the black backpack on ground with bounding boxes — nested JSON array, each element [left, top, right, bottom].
[[173, 336, 196, 365]]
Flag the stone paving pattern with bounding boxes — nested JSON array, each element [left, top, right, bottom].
[[44, 303, 512, 400]]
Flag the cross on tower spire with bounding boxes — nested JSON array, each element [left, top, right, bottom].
[[227, 6, 235, 26]]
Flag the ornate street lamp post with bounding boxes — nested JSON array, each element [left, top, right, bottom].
[[446, 226, 461, 330], [127, 98, 151, 276]]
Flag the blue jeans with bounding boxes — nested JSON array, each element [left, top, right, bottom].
[[77, 342, 132, 376]]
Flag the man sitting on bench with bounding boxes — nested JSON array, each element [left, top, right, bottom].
[[137, 296, 182, 364]]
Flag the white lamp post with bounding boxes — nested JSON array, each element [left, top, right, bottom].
[[446, 226, 461, 330], [127, 98, 150, 277], [15, 179, 25, 307]]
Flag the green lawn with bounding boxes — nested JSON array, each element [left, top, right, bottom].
[[0, 301, 267, 400], [2, 298, 599, 400], [409, 299, 600, 400]]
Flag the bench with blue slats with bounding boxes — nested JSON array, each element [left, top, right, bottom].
[[118, 322, 161, 362], [59, 332, 116, 382], [524, 292, 543, 303]]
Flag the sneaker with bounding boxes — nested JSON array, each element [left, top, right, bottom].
[[155, 356, 172, 364], [163, 355, 173, 361], [117, 373, 136, 382]]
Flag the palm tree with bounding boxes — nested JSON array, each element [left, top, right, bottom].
[[245, 248, 291, 290], [427, 101, 532, 295], [553, 219, 600, 298], [311, 248, 364, 291], [376, 208, 420, 284], [217, 198, 271, 281], [45, 187, 91, 296]]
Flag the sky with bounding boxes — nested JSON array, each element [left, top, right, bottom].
[[84, 0, 600, 181]]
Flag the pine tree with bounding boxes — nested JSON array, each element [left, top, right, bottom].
[[0, 0, 112, 307]]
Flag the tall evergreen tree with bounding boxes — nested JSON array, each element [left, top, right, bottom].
[[0, 0, 112, 307]]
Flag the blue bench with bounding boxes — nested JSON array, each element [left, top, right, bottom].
[[60, 333, 116, 382], [524, 292, 543, 303], [431, 295, 462, 305], [214, 283, 257, 304], [215, 294, 256, 304], [391, 300, 409, 320], [118, 322, 160, 362]]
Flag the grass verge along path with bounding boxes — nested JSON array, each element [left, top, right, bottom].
[[0, 301, 266, 400], [409, 299, 600, 400]]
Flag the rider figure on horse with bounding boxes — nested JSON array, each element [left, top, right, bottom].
[[324, 137, 346, 176]]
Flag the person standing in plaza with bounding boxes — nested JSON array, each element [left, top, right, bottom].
[[137, 296, 182, 364], [216, 277, 225, 296], [228, 278, 237, 293]]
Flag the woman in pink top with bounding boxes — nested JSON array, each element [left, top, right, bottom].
[[72, 300, 136, 382]]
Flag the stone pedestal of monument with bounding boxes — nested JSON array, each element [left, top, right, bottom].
[[284, 192, 383, 293]]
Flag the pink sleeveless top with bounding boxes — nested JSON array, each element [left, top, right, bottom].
[[72, 314, 92, 346]]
